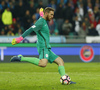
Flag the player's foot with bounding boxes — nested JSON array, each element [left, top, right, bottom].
[[10, 55, 23, 62], [69, 81, 76, 84], [66, 75, 76, 84]]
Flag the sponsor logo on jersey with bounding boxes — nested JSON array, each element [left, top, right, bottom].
[[32, 25, 36, 28], [80, 45, 94, 62]]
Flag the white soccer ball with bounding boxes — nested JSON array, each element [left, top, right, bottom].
[[60, 75, 71, 85]]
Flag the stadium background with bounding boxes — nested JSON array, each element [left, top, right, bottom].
[[0, 0, 100, 63]]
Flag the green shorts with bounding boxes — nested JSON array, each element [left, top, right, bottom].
[[37, 48, 59, 63]]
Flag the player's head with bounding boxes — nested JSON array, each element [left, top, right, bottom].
[[44, 7, 54, 21]]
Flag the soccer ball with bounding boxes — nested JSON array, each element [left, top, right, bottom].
[[60, 75, 71, 85]]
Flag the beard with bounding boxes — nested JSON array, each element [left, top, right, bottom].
[[46, 15, 51, 21]]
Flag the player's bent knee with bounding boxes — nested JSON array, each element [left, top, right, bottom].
[[54, 57, 64, 66], [58, 60, 64, 66], [38, 59, 48, 67]]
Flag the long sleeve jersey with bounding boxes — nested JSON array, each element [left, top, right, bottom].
[[22, 17, 51, 49]]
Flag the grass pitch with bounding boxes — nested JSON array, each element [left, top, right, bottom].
[[0, 62, 100, 90]]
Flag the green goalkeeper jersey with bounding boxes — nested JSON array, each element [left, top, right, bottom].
[[22, 17, 51, 49]]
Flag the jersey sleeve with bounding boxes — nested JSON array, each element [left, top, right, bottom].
[[31, 18, 43, 32], [21, 18, 43, 38]]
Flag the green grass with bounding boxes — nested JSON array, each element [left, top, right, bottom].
[[0, 62, 100, 90]]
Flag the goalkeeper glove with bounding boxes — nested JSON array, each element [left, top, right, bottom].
[[11, 36, 23, 45], [39, 8, 44, 17]]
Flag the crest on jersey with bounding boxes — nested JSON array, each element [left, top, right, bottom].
[[46, 54, 48, 57], [80, 45, 94, 62]]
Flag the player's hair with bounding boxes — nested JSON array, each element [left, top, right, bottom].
[[44, 7, 54, 14]]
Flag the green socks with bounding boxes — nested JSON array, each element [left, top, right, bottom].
[[58, 66, 66, 76], [19, 56, 65, 76], [21, 57, 40, 66]]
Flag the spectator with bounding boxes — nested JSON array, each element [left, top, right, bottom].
[[23, 10, 31, 29], [15, 28, 23, 36], [62, 19, 72, 35], [96, 21, 100, 35], [4, 26, 8, 35], [7, 25, 14, 36], [82, 0, 88, 14], [2, 7, 12, 25], [14, 1, 25, 23], [57, 0, 68, 6], [89, 16, 97, 28], [87, 0, 91, 4], [39, 0, 49, 7], [8, 25, 14, 33], [94, 6, 100, 22], [72, 0, 77, 6], [53, 29, 59, 36], [87, 2, 93, 10], [69, 0, 74, 10], [88, 23, 98, 36], [83, 17, 91, 28], [0, 29, 5, 35], [7, 30, 14, 36], [8, 1, 15, 15], [0, 8, 3, 27], [48, 0, 56, 11], [0, 0, 100, 37], [48, 19, 58, 35], [78, 22, 88, 37], [55, 3, 64, 34], [11, 0, 16, 5], [73, 16, 81, 33], [37, 0, 44, 8], [35, 8, 40, 20], [16, 23, 25, 32], [0, 1, 6, 13], [28, 2, 36, 17], [31, 14, 37, 25], [79, 3, 84, 17], [11, 18, 18, 34], [63, 2, 73, 23], [85, 8, 94, 21], [74, 8, 83, 22], [30, 14, 37, 35], [95, 0, 100, 9], [29, 0, 35, 4], [77, 0, 83, 7]]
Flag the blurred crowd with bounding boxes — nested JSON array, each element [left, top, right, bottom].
[[0, 0, 100, 37]]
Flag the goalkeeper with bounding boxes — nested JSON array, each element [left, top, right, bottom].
[[10, 7, 71, 81]]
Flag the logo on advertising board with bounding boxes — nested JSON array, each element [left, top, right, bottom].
[[80, 45, 94, 62]]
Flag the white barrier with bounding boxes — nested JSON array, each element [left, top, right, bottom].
[[0, 35, 66, 43], [86, 36, 100, 43]]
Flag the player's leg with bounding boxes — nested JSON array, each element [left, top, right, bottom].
[[49, 50, 71, 83], [10, 48, 48, 67], [48, 49, 66, 76], [38, 48, 49, 67], [10, 55, 48, 67], [53, 57, 66, 76], [54, 57, 64, 66]]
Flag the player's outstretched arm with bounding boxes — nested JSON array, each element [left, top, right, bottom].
[[11, 11, 44, 45], [11, 27, 34, 45]]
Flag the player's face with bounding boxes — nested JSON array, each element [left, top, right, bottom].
[[46, 11, 54, 21]]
